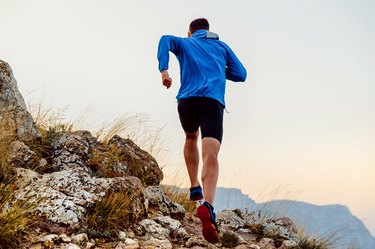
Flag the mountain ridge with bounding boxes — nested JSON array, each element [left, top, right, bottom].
[[215, 187, 375, 249]]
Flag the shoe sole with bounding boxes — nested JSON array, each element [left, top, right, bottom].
[[196, 205, 219, 243]]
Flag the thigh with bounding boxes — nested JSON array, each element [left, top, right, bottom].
[[200, 98, 224, 143], [177, 99, 200, 134]]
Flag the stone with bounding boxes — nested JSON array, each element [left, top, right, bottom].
[[281, 239, 299, 248], [263, 217, 299, 244], [85, 241, 96, 249], [258, 238, 275, 248], [142, 237, 173, 249], [59, 234, 72, 243], [154, 215, 181, 231], [7, 140, 38, 167], [15, 158, 145, 226], [40, 234, 59, 242], [56, 243, 81, 249], [217, 209, 245, 229], [107, 135, 163, 186], [71, 233, 88, 244], [139, 219, 170, 239], [221, 230, 242, 248], [118, 230, 128, 241], [184, 237, 208, 247], [144, 186, 185, 220], [0, 60, 41, 142]]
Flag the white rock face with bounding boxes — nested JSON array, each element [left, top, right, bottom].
[[14, 132, 146, 226], [0, 60, 40, 142], [139, 219, 170, 239]]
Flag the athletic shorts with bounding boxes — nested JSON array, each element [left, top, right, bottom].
[[177, 97, 224, 143]]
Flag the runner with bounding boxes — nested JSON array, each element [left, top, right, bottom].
[[157, 18, 247, 243]]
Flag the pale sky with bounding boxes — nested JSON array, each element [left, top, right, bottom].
[[1, 0, 374, 235]]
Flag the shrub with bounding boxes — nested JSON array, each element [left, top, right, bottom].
[[0, 183, 37, 249], [84, 191, 133, 233]]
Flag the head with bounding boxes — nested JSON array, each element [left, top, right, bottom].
[[188, 18, 209, 37]]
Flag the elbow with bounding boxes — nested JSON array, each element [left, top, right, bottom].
[[239, 69, 247, 82]]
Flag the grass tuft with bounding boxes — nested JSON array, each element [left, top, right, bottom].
[[0, 183, 37, 249], [84, 191, 133, 233]]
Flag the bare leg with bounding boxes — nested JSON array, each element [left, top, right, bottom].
[[201, 137, 221, 205], [184, 131, 200, 188]]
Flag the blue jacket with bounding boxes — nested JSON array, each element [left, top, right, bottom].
[[157, 29, 247, 106]]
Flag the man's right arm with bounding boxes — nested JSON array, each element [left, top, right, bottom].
[[157, 35, 182, 72]]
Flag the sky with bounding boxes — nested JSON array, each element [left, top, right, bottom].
[[1, 0, 374, 236]]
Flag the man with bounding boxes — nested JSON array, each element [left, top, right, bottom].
[[157, 18, 246, 243]]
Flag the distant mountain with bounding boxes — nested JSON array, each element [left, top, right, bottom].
[[215, 187, 375, 249]]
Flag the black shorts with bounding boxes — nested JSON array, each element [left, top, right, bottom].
[[177, 97, 224, 143]]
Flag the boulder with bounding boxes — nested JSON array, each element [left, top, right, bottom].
[[0, 60, 40, 142], [107, 135, 163, 186]]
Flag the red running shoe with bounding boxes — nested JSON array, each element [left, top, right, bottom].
[[196, 201, 219, 243]]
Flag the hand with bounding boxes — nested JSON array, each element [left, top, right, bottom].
[[161, 70, 172, 89]]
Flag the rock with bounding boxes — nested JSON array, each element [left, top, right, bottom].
[[235, 245, 261, 249], [142, 237, 173, 249], [0, 60, 40, 142], [115, 238, 140, 249], [221, 230, 242, 247], [144, 186, 185, 220], [154, 216, 181, 232], [7, 140, 38, 168], [118, 231, 128, 241], [263, 217, 299, 244], [173, 227, 188, 239], [281, 239, 299, 248], [51, 133, 90, 172], [56, 243, 81, 249], [184, 237, 208, 247], [40, 234, 59, 242], [217, 209, 245, 229], [59, 234, 72, 243], [71, 233, 88, 244], [15, 168, 145, 226], [107, 135, 163, 186], [139, 219, 170, 239], [258, 238, 275, 248], [85, 241, 95, 249]]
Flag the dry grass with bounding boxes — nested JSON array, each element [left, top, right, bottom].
[[0, 183, 37, 249], [161, 170, 197, 213], [83, 191, 132, 232]]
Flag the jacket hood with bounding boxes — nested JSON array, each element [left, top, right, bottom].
[[192, 29, 219, 40]]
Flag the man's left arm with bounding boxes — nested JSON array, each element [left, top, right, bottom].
[[225, 46, 247, 82]]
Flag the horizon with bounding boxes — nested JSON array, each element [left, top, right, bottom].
[[1, 0, 374, 237]]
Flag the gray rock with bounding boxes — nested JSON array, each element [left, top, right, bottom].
[[71, 233, 88, 244], [107, 135, 163, 186], [56, 243, 81, 249], [144, 186, 185, 220], [263, 217, 299, 244], [154, 215, 181, 231], [142, 237, 173, 249], [7, 141, 38, 168], [139, 219, 170, 239], [0, 60, 40, 142], [217, 209, 245, 229], [258, 237, 275, 248]]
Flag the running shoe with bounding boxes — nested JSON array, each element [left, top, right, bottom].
[[196, 201, 219, 243], [189, 185, 204, 201]]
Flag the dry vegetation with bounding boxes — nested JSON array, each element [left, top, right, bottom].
[[0, 101, 356, 249]]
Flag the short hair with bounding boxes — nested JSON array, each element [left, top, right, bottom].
[[189, 18, 209, 34]]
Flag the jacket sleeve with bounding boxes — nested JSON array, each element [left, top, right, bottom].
[[157, 35, 182, 72], [225, 45, 247, 82]]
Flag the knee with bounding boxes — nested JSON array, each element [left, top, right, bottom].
[[185, 132, 198, 142]]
